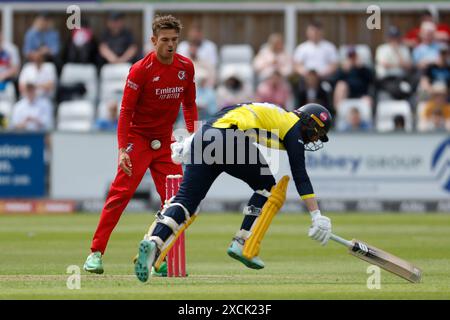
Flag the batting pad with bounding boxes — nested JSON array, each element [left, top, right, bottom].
[[243, 175, 290, 259], [153, 213, 197, 270]]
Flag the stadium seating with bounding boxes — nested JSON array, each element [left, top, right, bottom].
[[99, 63, 131, 101], [100, 82, 125, 102], [219, 44, 255, 88], [339, 44, 373, 67], [60, 63, 98, 104], [100, 63, 131, 82], [57, 100, 95, 132], [336, 98, 373, 130], [97, 99, 121, 120], [375, 100, 413, 132], [220, 44, 254, 64], [219, 63, 255, 85]]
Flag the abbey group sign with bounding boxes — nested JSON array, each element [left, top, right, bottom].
[[298, 134, 449, 200]]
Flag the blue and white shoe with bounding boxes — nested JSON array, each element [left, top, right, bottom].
[[227, 238, 265, 270], [134, 240, 157, 283]]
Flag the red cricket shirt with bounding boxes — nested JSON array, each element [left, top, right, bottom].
[[117, 51, 198, 149]]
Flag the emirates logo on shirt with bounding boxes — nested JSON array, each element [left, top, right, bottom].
[[178, 71, 186, 80], [155, 86, 184, 100]]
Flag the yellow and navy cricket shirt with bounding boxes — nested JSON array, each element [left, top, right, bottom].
[[207, 102, 315, 200]]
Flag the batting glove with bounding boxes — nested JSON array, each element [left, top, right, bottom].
[[308, 210, 332, 246], [170, 133, 195, 165], [170, 141, 184, 164]]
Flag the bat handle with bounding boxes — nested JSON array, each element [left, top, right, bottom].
[[330, 233, 353, 248]]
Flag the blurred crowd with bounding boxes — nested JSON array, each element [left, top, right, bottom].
[[0, 10, 449, 134]]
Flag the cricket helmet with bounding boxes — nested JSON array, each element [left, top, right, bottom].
[[293, 103, 332, 151]]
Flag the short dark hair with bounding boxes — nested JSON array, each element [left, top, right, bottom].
[[394, 114, 405, 126], [108, 11, 125, 21], [37, 11, 50, 19], [308, 20, 323, 30], [152, 15, 182, 36], [307, 69, 318, 77]]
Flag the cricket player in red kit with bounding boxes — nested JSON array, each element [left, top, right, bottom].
[[84, 15, 198, 274]]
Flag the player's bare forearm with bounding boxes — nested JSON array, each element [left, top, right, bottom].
[[303, 197, 319, 213]]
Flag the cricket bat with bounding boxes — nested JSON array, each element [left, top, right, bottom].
[[330, 233, 422, 283]]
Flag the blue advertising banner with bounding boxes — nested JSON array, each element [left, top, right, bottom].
[[0, 133, 45, 198]]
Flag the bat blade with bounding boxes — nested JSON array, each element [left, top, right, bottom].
[[350, 239, 422, 283]]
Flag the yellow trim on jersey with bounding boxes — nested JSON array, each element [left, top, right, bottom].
[[300, 194, 316, 200], [212, 103, 299, 150], [310, 114, 324, 127]]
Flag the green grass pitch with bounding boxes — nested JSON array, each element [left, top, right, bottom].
[[1, 213, 449, 299]]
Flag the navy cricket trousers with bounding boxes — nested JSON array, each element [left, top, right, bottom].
[[172, 125, 276, 218]]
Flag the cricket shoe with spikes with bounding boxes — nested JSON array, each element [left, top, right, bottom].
[[134, 240, 157, 282], [83, 251, 104, 274], [227, 238, 265, 270]]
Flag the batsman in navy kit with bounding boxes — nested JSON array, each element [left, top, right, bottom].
[[134, 102, 334, 282]]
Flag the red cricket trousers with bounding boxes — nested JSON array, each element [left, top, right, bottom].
[[90, 133, 182, 254]]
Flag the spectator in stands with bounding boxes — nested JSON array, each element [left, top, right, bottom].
[[293, 21, 338, 79], [294, 69, 331, 113], [428, 109, 448, 132], [253, 33, 292, 81], [393, 114, 406, 131], [418, 82, 450, 132], [375, 26, 413, 99], [98, 12, 138, 66], [333, 47, 374, 110], [23, 12, 60, 65], [10, 81, 53, 131], [18, 50, 57, 99], [0, 113, 6, 129], [0, 30, 20, 96], [195, 69, 217, 120], [255, 70, 292, 108], [412, 22, 441, 70], [64, 18, 98, 65], [188, 41, 216, 87], [95, 100, 119, 131], [404, 10, 450, 48], [216, 68, 253, 108], [419, 43, 450, 97], [177, 23, 218, 67], [338, 107, 372, 132]]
